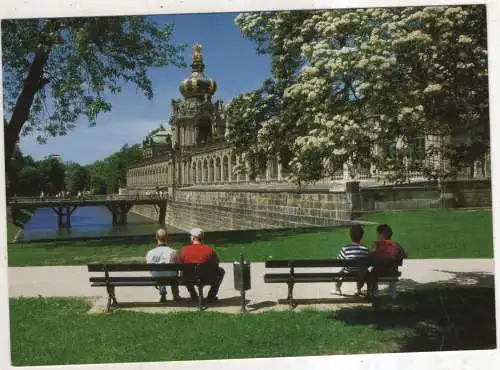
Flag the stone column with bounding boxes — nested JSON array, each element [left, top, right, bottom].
[[277, 159, 283, 181], [245, 158, 251, 182], [342, 163, 350, 181], [228, 156, 233, 183], [345, 181, 361, 220]]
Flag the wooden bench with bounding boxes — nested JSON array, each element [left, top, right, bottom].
[[88, 263, 219, 312], [264, 258, 403, 308]]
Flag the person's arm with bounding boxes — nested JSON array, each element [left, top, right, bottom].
[[172, 250, 180, 264], [337, 247, 346, 260], [397, 244, 408, 259], [212, 250, 220, 264]]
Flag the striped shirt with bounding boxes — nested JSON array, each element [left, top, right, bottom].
[[337, 243, 369, 272]]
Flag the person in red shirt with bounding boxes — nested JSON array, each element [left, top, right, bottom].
[[179, 228, 225, 303], [366, 224, 407, 298]]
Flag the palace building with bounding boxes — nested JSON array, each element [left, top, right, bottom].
[[125, 44, 491, 193], [126, 43, 286, 191]]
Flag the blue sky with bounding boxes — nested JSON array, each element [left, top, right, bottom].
[[17, 12, 272, 165]]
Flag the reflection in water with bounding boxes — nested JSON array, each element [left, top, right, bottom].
[[20, 206, 178, 241]]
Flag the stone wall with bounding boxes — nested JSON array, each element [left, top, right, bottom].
[[165, 190, 350, 232], [360, 184, 442, 211], [128, 179, 491, 231], [442, 179, 492, 208]]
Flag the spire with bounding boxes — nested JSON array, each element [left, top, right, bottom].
[[191, 43, 204, 74], [179, 43, 217, 100]]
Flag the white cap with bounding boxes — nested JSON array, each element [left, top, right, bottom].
[[190, 228, 204, 239]]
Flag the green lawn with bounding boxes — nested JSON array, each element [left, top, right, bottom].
[[7, 209, 493, 266], [5, 209, 33, 243], [10, 286, 496, 366]]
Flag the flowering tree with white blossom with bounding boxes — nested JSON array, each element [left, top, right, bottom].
[[226, 6, 488, 184]]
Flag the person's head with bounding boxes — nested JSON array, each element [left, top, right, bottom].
[[190, 227, 204, 243], [349, 224, 364, 243], [376, 224, 393, 241], [155, 228, 168, 245]]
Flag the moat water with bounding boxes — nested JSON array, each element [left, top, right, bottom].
[[19, 206, 181, 241]]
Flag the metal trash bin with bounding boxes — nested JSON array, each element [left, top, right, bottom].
[[233, 254, 251, 312], [233, 256, 251, 291]]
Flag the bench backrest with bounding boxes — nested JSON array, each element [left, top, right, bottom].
[[265, 258, 403, 269], [87, 263, 219, 284], [88, 263, 188, 272]]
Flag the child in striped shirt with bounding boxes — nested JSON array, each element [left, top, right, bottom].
[[333, 224, 369, 296]]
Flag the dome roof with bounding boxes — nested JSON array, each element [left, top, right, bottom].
[[179, 43, 217, 100], [151, 130, 170, 144]]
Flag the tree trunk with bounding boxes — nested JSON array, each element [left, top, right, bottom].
[[4, 50, 50, 164], [4, 19, 61, 171]]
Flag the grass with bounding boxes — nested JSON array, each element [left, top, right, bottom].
[[7, 209, 493, 266], [9, 285, 496, 366], [5, 209, 33, 242]]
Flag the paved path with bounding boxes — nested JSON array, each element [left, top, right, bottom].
[[8, 259, 495, 314]]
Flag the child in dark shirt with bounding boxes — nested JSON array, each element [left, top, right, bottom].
[[367, 224, 407, 298]]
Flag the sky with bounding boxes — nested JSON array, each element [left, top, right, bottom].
[[15, 13, 272, 165]]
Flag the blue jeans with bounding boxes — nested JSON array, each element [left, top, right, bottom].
[[156, 284, 179, 297]]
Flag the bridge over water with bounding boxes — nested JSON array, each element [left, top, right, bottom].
[[8, 195, 167, 229]]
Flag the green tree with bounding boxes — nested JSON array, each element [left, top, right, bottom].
[[86, 160, 108, 194], [225, 80, 286, 180], [7, 146, 39, 196], [16, 166, 43, 196], [65, 163, 90, 194], [85, 144, 142, 194], [2, 16, 186, 167], [229, 6, 488, 183], [37, 157, 66, 194]]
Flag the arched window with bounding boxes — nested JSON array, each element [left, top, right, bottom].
[[222, 156, 229, 182], [216, 157, 222, 182], [209, 158, 215, 183], [203, 159, 208, 183]]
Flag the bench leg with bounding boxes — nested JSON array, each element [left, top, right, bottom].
[[389, 281, 397, 299], [105, 296, 111, 312], [287, 282, 294, 309], [197, 285, 204, 311], [106, 285, 118, 312]]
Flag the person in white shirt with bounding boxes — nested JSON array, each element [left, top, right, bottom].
[[146, 228, 181, 303]]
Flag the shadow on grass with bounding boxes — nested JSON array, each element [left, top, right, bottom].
[[278, 296, 368, 306], [11, 208, 35, 230], [247, 300, 277, 311], [329, 271, 497, 352], [13, 225, 344, 247], [114, 296, 246, 310]]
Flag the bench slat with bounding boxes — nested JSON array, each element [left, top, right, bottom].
[[87, 263, 198, 272], [89, 276, 219, 285], [90, 277, 179, 283], [264, 271, 401, 283], [265, 259, 403, 268], [91, 282, 161, 287]]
